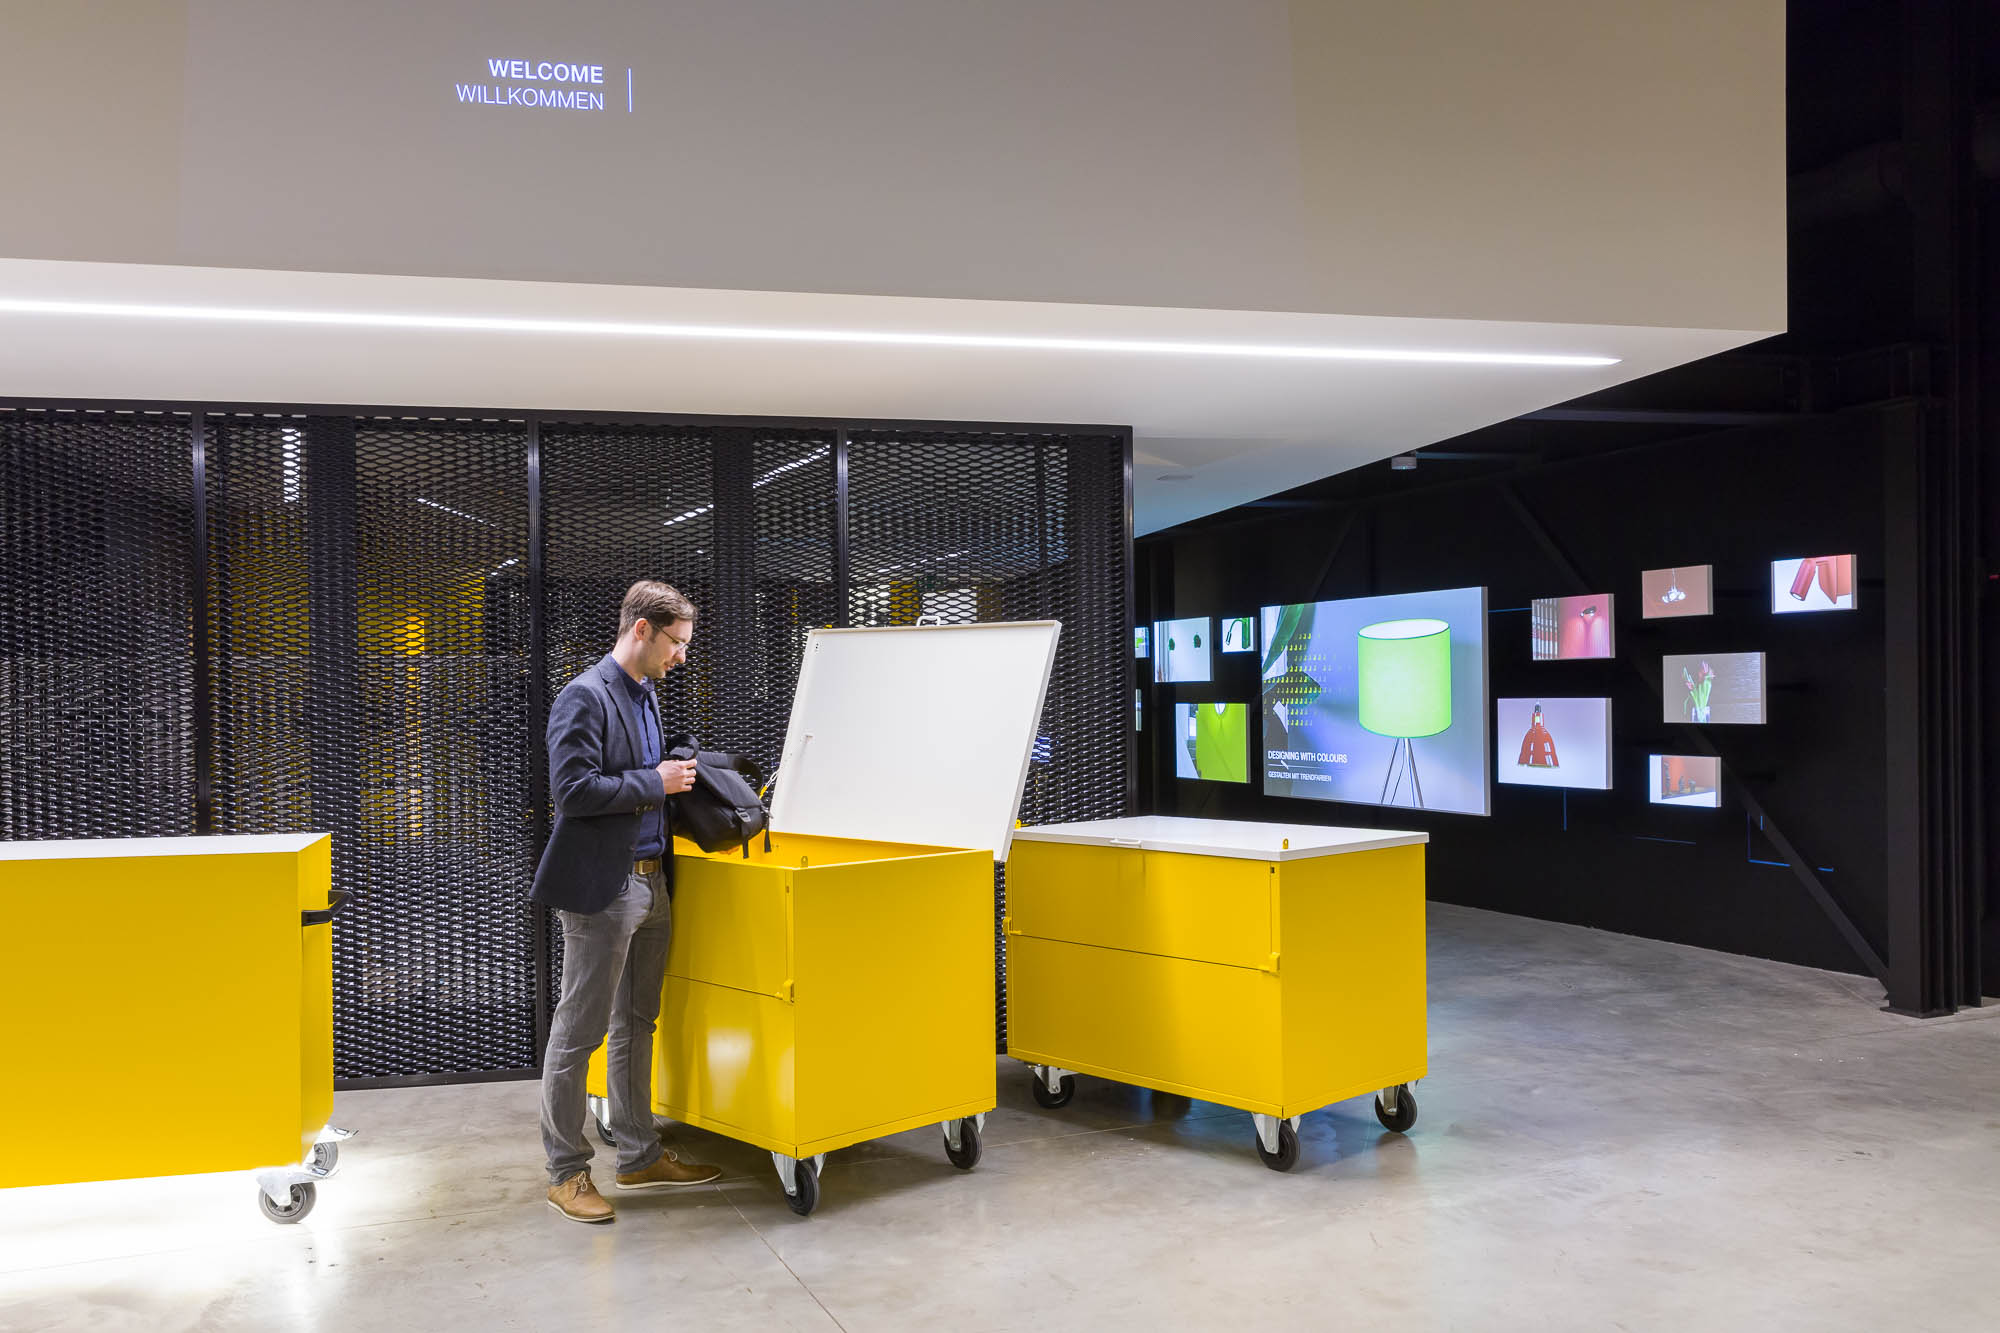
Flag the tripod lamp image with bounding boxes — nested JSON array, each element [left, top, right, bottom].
[[1358, 618, 1452, 807]]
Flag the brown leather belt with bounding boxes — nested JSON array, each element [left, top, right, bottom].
[[633, 858, 663, 876]]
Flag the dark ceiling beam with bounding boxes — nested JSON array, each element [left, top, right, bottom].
[[1521, 407, 1803, 427]]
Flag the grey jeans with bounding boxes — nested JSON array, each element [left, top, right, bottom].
[[540, 865, 673, 1184]]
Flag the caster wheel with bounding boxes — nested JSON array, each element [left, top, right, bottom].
[[308, 1142, 339, 1176], [1375, 1085, 1418, 1133], [1256, 1120, 1299, 1172], [1030, 1072, 1075, 1109], [596, 1118, 617, 1148], [785, 1158, 820, 1217], [258, 1181, 317, 1224], [944, 1118, 983, 1170]]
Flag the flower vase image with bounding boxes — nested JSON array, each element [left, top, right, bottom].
[[1682, 661, 1714, 723]]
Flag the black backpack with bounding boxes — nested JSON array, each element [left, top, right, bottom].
[[664, 735, 772, 857]]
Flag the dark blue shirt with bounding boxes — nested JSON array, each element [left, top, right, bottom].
[[607, 656, 667, 859]]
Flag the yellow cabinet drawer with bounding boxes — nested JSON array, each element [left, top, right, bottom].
[[1007, 840, 1275, 970], [665, 857, 792, 1000], [1007, 935, 1282, 1111]]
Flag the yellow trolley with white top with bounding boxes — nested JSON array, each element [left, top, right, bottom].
[[0, 833, 353, 1221], [585, 621, 1061, 1215], [1005, 815, 1428, 1170]]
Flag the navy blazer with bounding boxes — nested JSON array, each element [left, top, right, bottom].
[[530, 657, 675, 914]]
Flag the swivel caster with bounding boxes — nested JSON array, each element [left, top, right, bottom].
[[943, 1115, 984, 1169], [1375, 1084, 1418, 1133], [1252, 1114, 1300, 1172], [1030, 1065, 1075, 1109]]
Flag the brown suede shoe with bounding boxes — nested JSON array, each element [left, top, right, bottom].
[[615, 1149, 723, 1190], [547, 1171, 615, 1223]]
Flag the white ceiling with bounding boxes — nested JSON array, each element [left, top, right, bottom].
[[0, 258, 1770, 534]]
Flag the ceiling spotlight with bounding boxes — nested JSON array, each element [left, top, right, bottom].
[[1389, 455, 1419, 471]]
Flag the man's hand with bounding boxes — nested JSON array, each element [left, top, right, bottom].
[[657, 757, 698, 795]]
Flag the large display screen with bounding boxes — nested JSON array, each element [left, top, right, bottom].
[[1531, 594, 1616, 660], [1772, 555, 1856, 613], [1641, 565, 1713, 619], [1221, 616, 1256, 654], [1134, 627, 1150, 659], [1173, 702, 1250, 783], [1650, 754, 1721, 807], [1153, 617, 1212, 683], [1663, 652, 1766, 724], [1261, 587, 1489, 814], [1497, 698, 1613, 790]]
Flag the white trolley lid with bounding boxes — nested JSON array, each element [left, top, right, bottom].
[[1012, 815, 1426, 862], [769, 621, 1061, 862], [0, 832, 327, 861]]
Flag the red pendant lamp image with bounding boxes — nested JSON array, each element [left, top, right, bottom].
[[1516, 702, 1560, 769]]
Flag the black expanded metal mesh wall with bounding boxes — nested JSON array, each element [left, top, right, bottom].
[[203, 416, 537, 1078], [536, 425, 841, 1024], [1, 405, 1129, 1079], [846, 431, 1131, 1045], [0, 410, 197, 841]]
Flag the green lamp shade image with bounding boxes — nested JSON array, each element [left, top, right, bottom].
[[1357, 617, 1453, 806], [1358, 619, 1453, 737]]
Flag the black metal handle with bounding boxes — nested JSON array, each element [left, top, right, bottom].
[[302, 889, 351, 928]]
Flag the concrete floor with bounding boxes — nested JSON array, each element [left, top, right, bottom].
[[4, 903, 1997, 1333]]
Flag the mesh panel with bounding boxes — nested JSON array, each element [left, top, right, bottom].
[[206, 416, 536, 1079], [0, 410, 196, 840], [538, 422, 718, 1027], [730, 431, 838, 772], [1, 406, 1127, 1077], [847, 431, 1130, 1046], [204, 420, 312, 842]]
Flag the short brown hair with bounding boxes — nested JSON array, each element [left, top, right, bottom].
[[619, 580, 698, 636]]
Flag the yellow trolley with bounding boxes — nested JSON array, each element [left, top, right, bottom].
[[1005, 816, 1428, 1170], [586, 621, 1061, 1215], [0, 833, 353, 1221]]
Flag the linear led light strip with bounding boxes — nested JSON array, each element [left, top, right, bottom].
[[0, 298, 1618, 367]]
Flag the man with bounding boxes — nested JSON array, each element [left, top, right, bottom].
[[532, 579, 723, 1223]]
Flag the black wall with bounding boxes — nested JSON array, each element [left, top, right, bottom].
[[1141, 0, 1997, 1005], [1141, 413, 1891, 977]]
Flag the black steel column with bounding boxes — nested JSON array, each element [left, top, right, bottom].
[[1883, 0, 1982, 1014], [1119, 429, 1138, 814], [303, 417, 363, 911], [832, 429, 851, 627], [525, 420, 552, 1059], [190, 413, 214, 836]]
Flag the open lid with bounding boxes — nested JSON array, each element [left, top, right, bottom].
[[769, 621, 1061, 862]]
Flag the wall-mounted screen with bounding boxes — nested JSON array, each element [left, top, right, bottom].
[[1134, 627, 1150, 659], [1641, 565, 1714, 619], [1260, 586, 1490, 815], [1772, 555, 1856, 613], [1531, 594, 1616, 660], [1221, 616, 1256, 654], [1134, 688, 1143, 732], [1173, 702, 1250, 782], [1663, 652, 1766, 724], [1153, 616, 1212, 683], [1650, 754, 1721, 807], [1497, 698, 1613, 790]]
